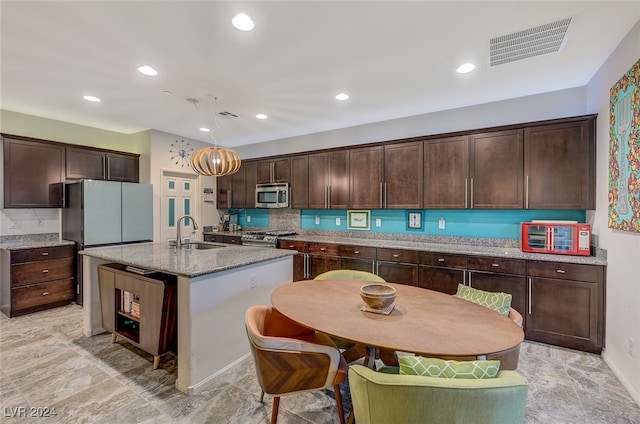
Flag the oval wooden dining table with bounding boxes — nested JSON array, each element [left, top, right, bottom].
[[271, 280, 524, 366]]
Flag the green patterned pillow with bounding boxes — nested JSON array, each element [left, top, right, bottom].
[[399, 356, 500, 379], [454, 284, 511, 316]]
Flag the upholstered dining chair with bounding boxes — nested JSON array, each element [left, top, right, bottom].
[[348, 364, 528, 424], [245, 305, 347, 424], [313, 270, 398, 365]]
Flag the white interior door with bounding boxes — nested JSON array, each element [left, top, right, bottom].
[[161, 171, 199, 243]]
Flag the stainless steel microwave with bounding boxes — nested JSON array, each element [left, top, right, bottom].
[[255, 183, 289, 208]]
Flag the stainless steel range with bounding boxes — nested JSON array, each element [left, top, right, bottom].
[[240, 230, 297, 248]]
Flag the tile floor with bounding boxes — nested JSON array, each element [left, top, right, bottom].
[[1, 304, 639, 423]]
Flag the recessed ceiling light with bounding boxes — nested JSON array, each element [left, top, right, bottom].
[[138, 65, 158, 76], [256, 114, 268, 120], [232, 13, 254, 31], [83, 95, 101, 102], [456, 63, 476, 74], [335, 93, 349, 101], [199, 127, 211, 132]]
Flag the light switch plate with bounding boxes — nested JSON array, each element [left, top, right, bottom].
[[247, 216, 251, 223], [336, 217, 341, 226], [438, 218, 446, 229], [376, 218, 382, 227], [315, 215, 320, 225]]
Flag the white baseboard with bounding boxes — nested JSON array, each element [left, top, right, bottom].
[[603, 351, 640, 407], [181, 353, 252, 396]]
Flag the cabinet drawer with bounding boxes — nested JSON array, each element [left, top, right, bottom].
[[308, 243, 339, 256], [527, 261, 603, 283], [204, 234, 224, 243], [223, 235, 242, 245], [467, 256, 526, 275], [11, 257, 75, 287], [10, 245, 74, 264], [278, 240, 307, 252], [339, 245, 376, 260], [11, 279, 74, 311], [419, 252, 467, 268], [377, 248, 418, 263]]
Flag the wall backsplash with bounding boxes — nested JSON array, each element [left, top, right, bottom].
[[230, 208, 586, 240], [0, 208, 60, 236]]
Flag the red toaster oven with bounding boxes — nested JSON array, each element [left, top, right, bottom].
[[521, 222, 591, 256]]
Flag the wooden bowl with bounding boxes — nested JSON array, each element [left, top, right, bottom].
[[360, 283, 397, 309]]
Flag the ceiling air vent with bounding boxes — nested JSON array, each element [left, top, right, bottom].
[[489, 17, 572, 67], [218, 111, 239, 119]]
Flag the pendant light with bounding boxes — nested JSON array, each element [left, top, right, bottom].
[[190, 97, 242, 177]]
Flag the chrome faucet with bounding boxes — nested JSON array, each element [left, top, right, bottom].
[[176, 215, 199, 249]]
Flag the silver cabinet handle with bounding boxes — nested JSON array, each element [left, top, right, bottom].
[[525, 175, 529, 209], [354, 250, 360, 254], [463, 271, 466, 285], [41, 252, 49, 256], [468, 271, 472, 287], [384, 182, 388, 208], [328, 185, 331, 207], [320, 247, 326, 251], [528, 278, 532, 315], [492, 263, 500, 267], [465, 178, 468, 208], [470, 178, 474, 208], [380, 182, 384, 208], [42, 292, 49, 296], [392, 254, 399, 258], [438, 258, 445, 262], [556, 269, 566, 274], [42, 269, 49, 273]]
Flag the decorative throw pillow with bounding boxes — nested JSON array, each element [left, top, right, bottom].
[[454, 284, 512, 316], [399, 356, 500, 379]]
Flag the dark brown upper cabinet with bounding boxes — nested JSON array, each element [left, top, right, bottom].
[[308, 151, 349, 209], [66, 146, 105, 180], [349, 146, 384, 209], [290, 155, 309, 209], [3, 135, 65, 208], [424, 136, 470, 209], [524, 118, 596, 209], [243, 161, 258, 208], [470, 129, 524, 209], [257, 158, 290, 184], [384, 142, 423, 209], [106, 152, 139, 182]]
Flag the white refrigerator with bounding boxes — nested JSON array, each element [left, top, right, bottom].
[[62, 180, 153, 304]]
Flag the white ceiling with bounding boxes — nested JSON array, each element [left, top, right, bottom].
[[1, 1, 639, 148]]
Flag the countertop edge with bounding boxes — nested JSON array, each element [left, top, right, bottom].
[[278, 235, 607, 266]]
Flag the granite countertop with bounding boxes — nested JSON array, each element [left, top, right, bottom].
[[0, 234, 75, 251], [278, 234, 607, 266], [79, 242, 296, 278]]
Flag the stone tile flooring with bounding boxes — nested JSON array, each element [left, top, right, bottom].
[[1, 304, 639, 423]]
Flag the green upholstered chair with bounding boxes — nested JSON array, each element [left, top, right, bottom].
[[314, 270, 388, 364], [348, 364, 528, 424]]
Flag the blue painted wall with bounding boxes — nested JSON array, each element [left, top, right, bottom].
[[234, 208, 586, 239]]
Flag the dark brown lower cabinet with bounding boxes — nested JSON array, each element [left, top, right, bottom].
[[419, 252, 467, 293], [277, 238, 606, 354], [526, 261, 604, 354], [1, 245, 75, 317]]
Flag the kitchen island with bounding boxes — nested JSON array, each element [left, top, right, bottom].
[[80, 242, 295, 395]]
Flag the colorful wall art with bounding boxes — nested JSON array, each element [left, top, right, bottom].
[[608, 58, 640, 233]]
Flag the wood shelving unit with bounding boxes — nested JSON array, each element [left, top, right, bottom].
[[97, 263, 177, 369]]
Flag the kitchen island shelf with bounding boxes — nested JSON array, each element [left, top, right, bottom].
[[98, 263, 177, 369]]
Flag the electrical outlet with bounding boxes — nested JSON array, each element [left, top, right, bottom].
[[249, 274, 257, 288], [375, 218, 382, 227], [438, 218, 446, 229], [247, 215, 251, 223], [336, 217, 341, 226], [315, 215, 320, 225], [629, 338, 635, 357]]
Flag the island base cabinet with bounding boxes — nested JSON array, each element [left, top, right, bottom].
[[98, 264, 177, 368], [526, 277, 601, 353]]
